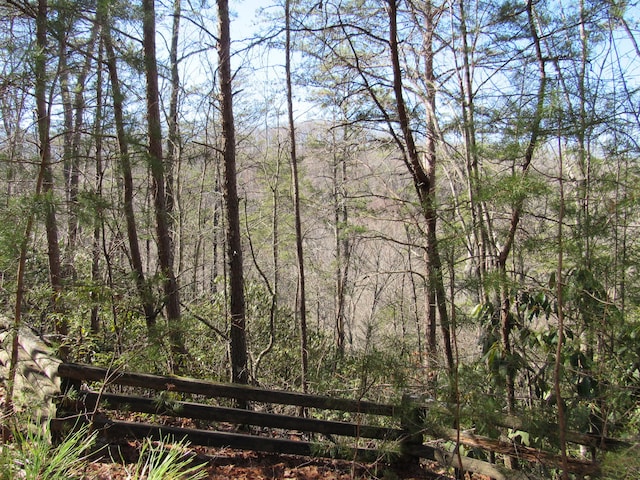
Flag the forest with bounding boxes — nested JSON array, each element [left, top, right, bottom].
[[0, 0, 639, 477]]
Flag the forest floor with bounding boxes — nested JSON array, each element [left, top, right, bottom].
[[81, 443, 459, 479], [0, 383, 491, 479], [78, 413, 466, 479]]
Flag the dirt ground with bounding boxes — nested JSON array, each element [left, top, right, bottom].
[[80, 442, 458, 479]]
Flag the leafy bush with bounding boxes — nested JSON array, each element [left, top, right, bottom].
[[601, 445, 640, 480]]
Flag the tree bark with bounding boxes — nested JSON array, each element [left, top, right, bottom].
[[142, 0, 186, 372], [285, 0, 309, 394], [388, 0, 454, 374], [217, 0, 249, 387], [5, 0, 51, 415], [90, 35, 105, 334], [36, 0, 67, 342], [166, 0, 181, 264], [456, 0, 491, 302], [101, 7, 157, 330], [496, 0, 547, 412], [333, 124, 350, 356]]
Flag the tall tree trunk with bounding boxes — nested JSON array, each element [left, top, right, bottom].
[[90, 36, 105, 334], [333, 124, 350, 356], [456, 0, 491, 302], [142, 0, 186, 372], [69, 24, 99, 273], [576, 0, 591, 268], [58, 30, 75, 275], [193, 151, 210, 296], [285, 0, 309, 394], [554, 129, 570, 480], [5, 0, 51, 415], [166, 0, 181, 266], [496, 0, 547, 412], [217, 0, 248, 387], [59, 20, 99, 281], [101, 8, 157, 329], [36, 0, 67, 343], [388, 0, 454, 374]]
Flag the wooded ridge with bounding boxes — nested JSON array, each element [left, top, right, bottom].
[[0, 0, 639, 477]]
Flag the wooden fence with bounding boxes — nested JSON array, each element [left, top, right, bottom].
[[52, 363, 612, 479]]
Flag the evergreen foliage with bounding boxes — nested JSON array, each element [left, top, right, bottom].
[[0, 0, 638, 475]]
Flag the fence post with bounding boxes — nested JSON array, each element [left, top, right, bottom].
[[399, 393, 425, 465]]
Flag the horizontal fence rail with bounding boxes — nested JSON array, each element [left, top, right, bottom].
[[54, 363, 613, 480], [58, 363, 396, 416], [70, 390, 407, 441]]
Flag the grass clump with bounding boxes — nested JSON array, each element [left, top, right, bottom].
[[0, 419, 207, 480], [126, 436, 208, 480], [0, 421, 97, 480]]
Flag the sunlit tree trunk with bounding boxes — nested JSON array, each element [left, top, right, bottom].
[[6, 0, 51, 415], [333, 123, 350, 356], [455, 0, 492, 303], [166, 0, 181, 272], [58, 30, 75, 273]]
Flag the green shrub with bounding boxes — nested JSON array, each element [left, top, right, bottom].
[[601, 445, 640, 480]]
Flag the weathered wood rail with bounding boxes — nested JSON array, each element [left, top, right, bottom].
[[52, 363, 611, 479]]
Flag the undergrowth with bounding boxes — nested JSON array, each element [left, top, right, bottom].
[[0, 418, 207, 480]]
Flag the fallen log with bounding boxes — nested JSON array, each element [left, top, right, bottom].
[[425, 426, 599, 477], [496, 413, 629, 451]]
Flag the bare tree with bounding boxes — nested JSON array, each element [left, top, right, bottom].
[[387, 0, 453, 373]]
